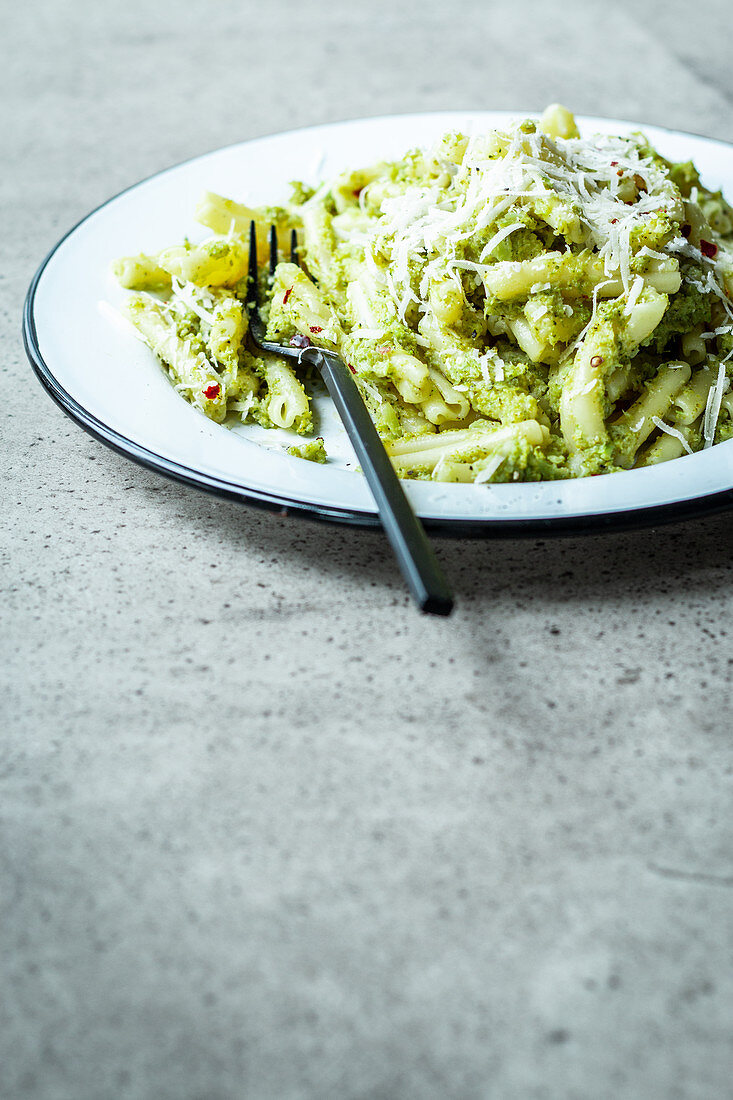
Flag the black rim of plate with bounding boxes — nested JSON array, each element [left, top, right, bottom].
[[21, 114, 733, 538]]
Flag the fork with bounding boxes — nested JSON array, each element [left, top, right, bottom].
[[245, 222, 454, 616]]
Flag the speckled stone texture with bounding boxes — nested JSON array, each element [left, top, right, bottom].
[[3, 1, 733, 1097]]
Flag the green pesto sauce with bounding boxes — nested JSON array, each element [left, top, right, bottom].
[[287, 437, 328, 463]]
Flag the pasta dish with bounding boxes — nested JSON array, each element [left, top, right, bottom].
[[113, 105, 733, 483]]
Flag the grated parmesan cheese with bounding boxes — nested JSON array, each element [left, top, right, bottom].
[[624, 274, 644, 315], [703, 363, 728, 447], [171, 278, 216, 325], [475, 454, 505, 484], [651, 416, 693, 454]]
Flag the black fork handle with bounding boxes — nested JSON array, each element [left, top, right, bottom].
[[311, 349, 454, 616]]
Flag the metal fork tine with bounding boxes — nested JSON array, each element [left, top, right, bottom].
[[268, 225, 278, 279], [290, 229, 299, 267], [247, 220, 259, 312]]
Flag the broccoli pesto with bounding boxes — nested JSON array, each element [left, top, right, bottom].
[[113, 104, 733, 484], [287, 437, 328, 463]]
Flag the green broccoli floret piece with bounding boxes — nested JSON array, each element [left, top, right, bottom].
[[287, 437, 328, 463]]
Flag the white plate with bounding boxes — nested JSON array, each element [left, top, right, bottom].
[[23, 112, 733, 534]]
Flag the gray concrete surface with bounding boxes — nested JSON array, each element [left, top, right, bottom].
[[3, 1, 733, 1097]]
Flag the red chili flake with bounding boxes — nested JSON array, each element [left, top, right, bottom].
[[283, 286, 293, 304], [203, 382, 221, 400], [616, 169, 623, 177], [610, 161, 618, 167], [289, 334, 311, 349], [610, 218, 618, 224], [701, 239, 718, 259], [347, 363, 356, 374], [309, 325, 323, 333]]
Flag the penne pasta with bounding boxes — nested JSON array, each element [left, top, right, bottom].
[[112, 107, 733, 481]]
